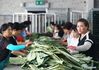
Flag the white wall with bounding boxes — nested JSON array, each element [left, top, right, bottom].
[[48, 0, 86, 11], [0, 0, 94, 14], [85, 0, 94, 12], [0, 0, 32, 14]]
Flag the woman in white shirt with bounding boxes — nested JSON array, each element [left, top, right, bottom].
[[67, 25, 79, 54], [60, 22, 73, 45]]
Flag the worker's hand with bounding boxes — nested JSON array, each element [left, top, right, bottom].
[[26, 31, 32, 36], [59, 39, 67, 46], [25, 41, 32, 47], [67, 46, 76, 50], [62, 39, 67, 42]]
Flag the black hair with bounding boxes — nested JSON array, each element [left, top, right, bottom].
[[20, 23, 27, 29], [63, 22, 73, 30], [55, 24, 61, 30], [50, 22, 55, 26], [21, 21, 31, 27], [12, 22, 22, 30], [8, 22, 14, 28], [72, 24, 77, 31], [55, 24, 64, 37], [61, 22, 65, 26], [0, 23, 11, 34]]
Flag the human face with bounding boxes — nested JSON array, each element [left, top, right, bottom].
[[12, 29, 21, 36], [54, 26, 59, 32], [63, 29, 71, 35], [71, 30, 79, 38], [3, 27, 12, 37], [51, 24, 55, 30], [77, 22, 88, 34]]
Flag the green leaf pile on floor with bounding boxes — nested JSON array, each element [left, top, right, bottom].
[[22, 36, 95, 70]]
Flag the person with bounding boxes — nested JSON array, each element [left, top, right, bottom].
[[61, 21, 65, 28], [67, 25, 79, 46], [9, 22, 30, 56], [0, 23, 32, 70], [10, 22, 25, 44], [47, 22, 56, 33], [20, 21, 32, 40], [68, 18, 96, 60], [67, 25, 79, 54], [53, 24, 64, 39], [60, 22, 73, 46]]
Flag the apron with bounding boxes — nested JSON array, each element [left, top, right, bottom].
[[0, 53, 10, 70]]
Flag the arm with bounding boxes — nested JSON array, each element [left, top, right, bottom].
[[11, 51, 27, 56], [60, 40, 67, 46], [7, 44, 25, 51], [76, 41, 92, 51]]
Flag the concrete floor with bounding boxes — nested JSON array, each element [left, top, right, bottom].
[[4, 64, 22, 70]]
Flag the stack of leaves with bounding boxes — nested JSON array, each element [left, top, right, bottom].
[[26, 33, 40, 41], [22, 36, 95, 70]]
